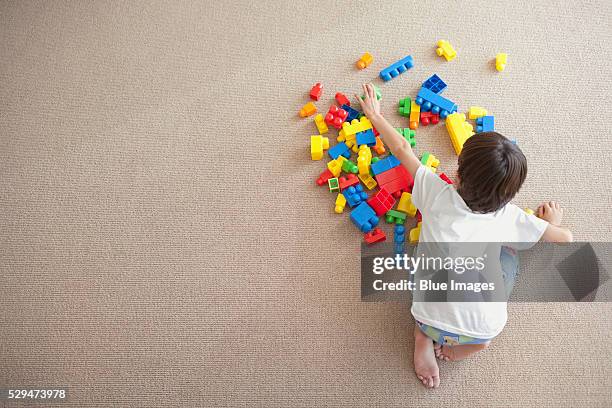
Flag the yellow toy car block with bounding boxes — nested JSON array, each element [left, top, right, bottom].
[[468, 106, 488, 120], [446, 113, 474, 155], [495, 53, 507, 72], [358, 173, 378, 190], [397, 192, 417, 217], [409, 222, 422, 244], [357, 145, 372, 176], [356, 52, 374, 69], [310, 135, 330, 160], [436, 40, 457, 61], [340, 117, 373, 138], [314, 113, 328, 134], [327, 158, 343, 177], [299, 102, 317, 117], [334, 193, 347, 214], [409, 101, 420, 130]]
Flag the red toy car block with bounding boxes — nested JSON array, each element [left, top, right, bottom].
[[439, 172, 453, 184], [420, 111, 440, 126], [375, 165, 414, 197], [310, 83, 323, 101], [338, 174, 359, 191], [366, 187, 396, 216], [324, 105, 348, 129], [316, 168, 334, 186], [364, 227, 386, 245], [335, 92, 350, 106]]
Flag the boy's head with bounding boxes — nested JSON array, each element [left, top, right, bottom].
[[457, 132, 527, 213]]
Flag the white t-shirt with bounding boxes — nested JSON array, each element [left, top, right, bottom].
[[410, 165, 549, 338]]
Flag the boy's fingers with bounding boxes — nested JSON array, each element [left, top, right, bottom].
[[368, 83, 375, 99], [354, 94, 365, 109], [550, 200, 556, 208], [362, 83, 369, 100]]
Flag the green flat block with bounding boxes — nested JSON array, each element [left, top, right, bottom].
[[385, 209, 407, 225], [396, 128, 416, 147], [342, 159, 358, 174], [328, 177, 339, 192]]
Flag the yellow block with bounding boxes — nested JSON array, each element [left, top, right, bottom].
[[310, 135, 329, 160], [356, 52, 374, 69], [495, 53, 507, 72], [358, 173, 378, 190], [327, 158, 342, 177], [357, 145, 372, 176], [409, 101, 420, 130], [422, 153, 440, 173], [524, 208, 535, 216], [334, 193, 347, 214], [468, 106, 488, 120], [409, 222, 422, 244], [341, 117, 372, 138], [299, 102, 317, 117], [397, 192, 417, 217], [314, 113, 328, 134], [446, 113, 474, 155], [436, 40, 457, 61]]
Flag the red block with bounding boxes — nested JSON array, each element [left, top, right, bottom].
[[364, 228, 386, 245], [439, 172, 454, 184], [338, 174, 359, 191], [335, 92, 350, 106], [324, 105, 348, 129], [316, 168, 334, 186], [420, 111, 440, 126], [416, 211, 422, 222], [375, 165, 414, 197], [310, 83, 323, 101], [367, 187, 396, 216]]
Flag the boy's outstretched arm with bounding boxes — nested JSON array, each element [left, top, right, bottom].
[[537, 201, 573, 242], [354, 84, 421, 178]]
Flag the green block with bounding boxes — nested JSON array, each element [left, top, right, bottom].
[[361, 84, 382, 101], [371, 157, 380, 164], [385, 209, 407, 225], [342, 159, 358, 174], [328, 177, 339, 192], [420, 152, 431, 165], [398, 97, 411, 117], [396, 128, 416, 147]]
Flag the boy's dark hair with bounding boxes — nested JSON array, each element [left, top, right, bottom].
[[457, 132, 527, 213]]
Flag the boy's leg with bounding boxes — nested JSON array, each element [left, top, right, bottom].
[[413, 325, 440, 388], [435, 341, 490, 362]]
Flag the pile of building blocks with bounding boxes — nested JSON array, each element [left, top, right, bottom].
[[300, 46, 511, 248]]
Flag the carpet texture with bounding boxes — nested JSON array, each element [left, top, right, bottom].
[[1, 1, 612, 406]]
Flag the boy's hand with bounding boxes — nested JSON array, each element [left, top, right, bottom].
[[537, 201, 564, 226], [354, 83, 381, 119]]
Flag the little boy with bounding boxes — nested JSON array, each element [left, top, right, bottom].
[[355, 84, 573, 389]]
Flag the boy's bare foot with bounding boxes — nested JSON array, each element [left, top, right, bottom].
[[413, 326, 440, 388], [436, 342, 490, 362]]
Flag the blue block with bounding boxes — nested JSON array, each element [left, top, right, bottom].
[[379, 55, 414, 81], [343, 184, 368, 208], [341, 104, 360, 122], [328, 142, 351, 160], [350, 202, 379, 233], [415, 87, 458, 119], [356, 129, 376, 147], [476, 116, 495, 133], [394, 242, 405, 254], [394, 225, 405, 243], [422, 74, 447, 94], [370, 155, 401, 175]]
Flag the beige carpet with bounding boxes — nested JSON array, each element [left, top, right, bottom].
[[2, 1, 612, 406]]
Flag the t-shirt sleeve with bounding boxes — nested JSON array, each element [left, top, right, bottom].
[[503, 204, 549, 249], [411, 165, 449, 213]]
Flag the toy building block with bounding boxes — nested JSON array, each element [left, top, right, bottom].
[[338, 174, 359, 191], [310, 135, 330, 160], [439, 172, 454, 184], [445, 112, 475, 155], [421, 152, 440, 173], [327, 158, 343, 177], [420, 111, 440, 126], [316, 168, 334, 186], [375, 165, 414, 198], [299, 102, 317, 117], [409, 100, 420, 130], [340, 117, 373, 141], [416, 210, 422, 222], [314, 113, 329, 135], [379, 55, 414, 81], [335, 193, 347, 214], [495, 53, 507, 72], [385, 209, 407, 225], [361, 84, 382, 101], [356, 129, 376, 147], [342, 104, 360, 122], [367, 187, 396, 216], [397, 192, 417, 217], [436, 40, 457, 61], [394, 225, 406, 254], [422, 74, 447, 94], [524, 208, 535, 216], [335, 92, 350, 106], [409, 222, 422, 244], [350, 202, 379, 233], [396, 128, 416, 147], [415, 87, 457, 119], [343, 184, 368, 207], [468, 106, 488, 120], [328, 142, 351, 160], [328, 177, 340, 192], [476, 115, 495, 133], [364, 227, 386, 245], [358, 173, 378, 190], [324, 105, 348, 129], [371, 155, 400, 175], [356, 52, 374, 69], [373, 137, 386, 155], [341, 159, 358, 174], [310, 83, 323, 101], [398, 97, 411, 117], [357, 145, 372, 176]]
